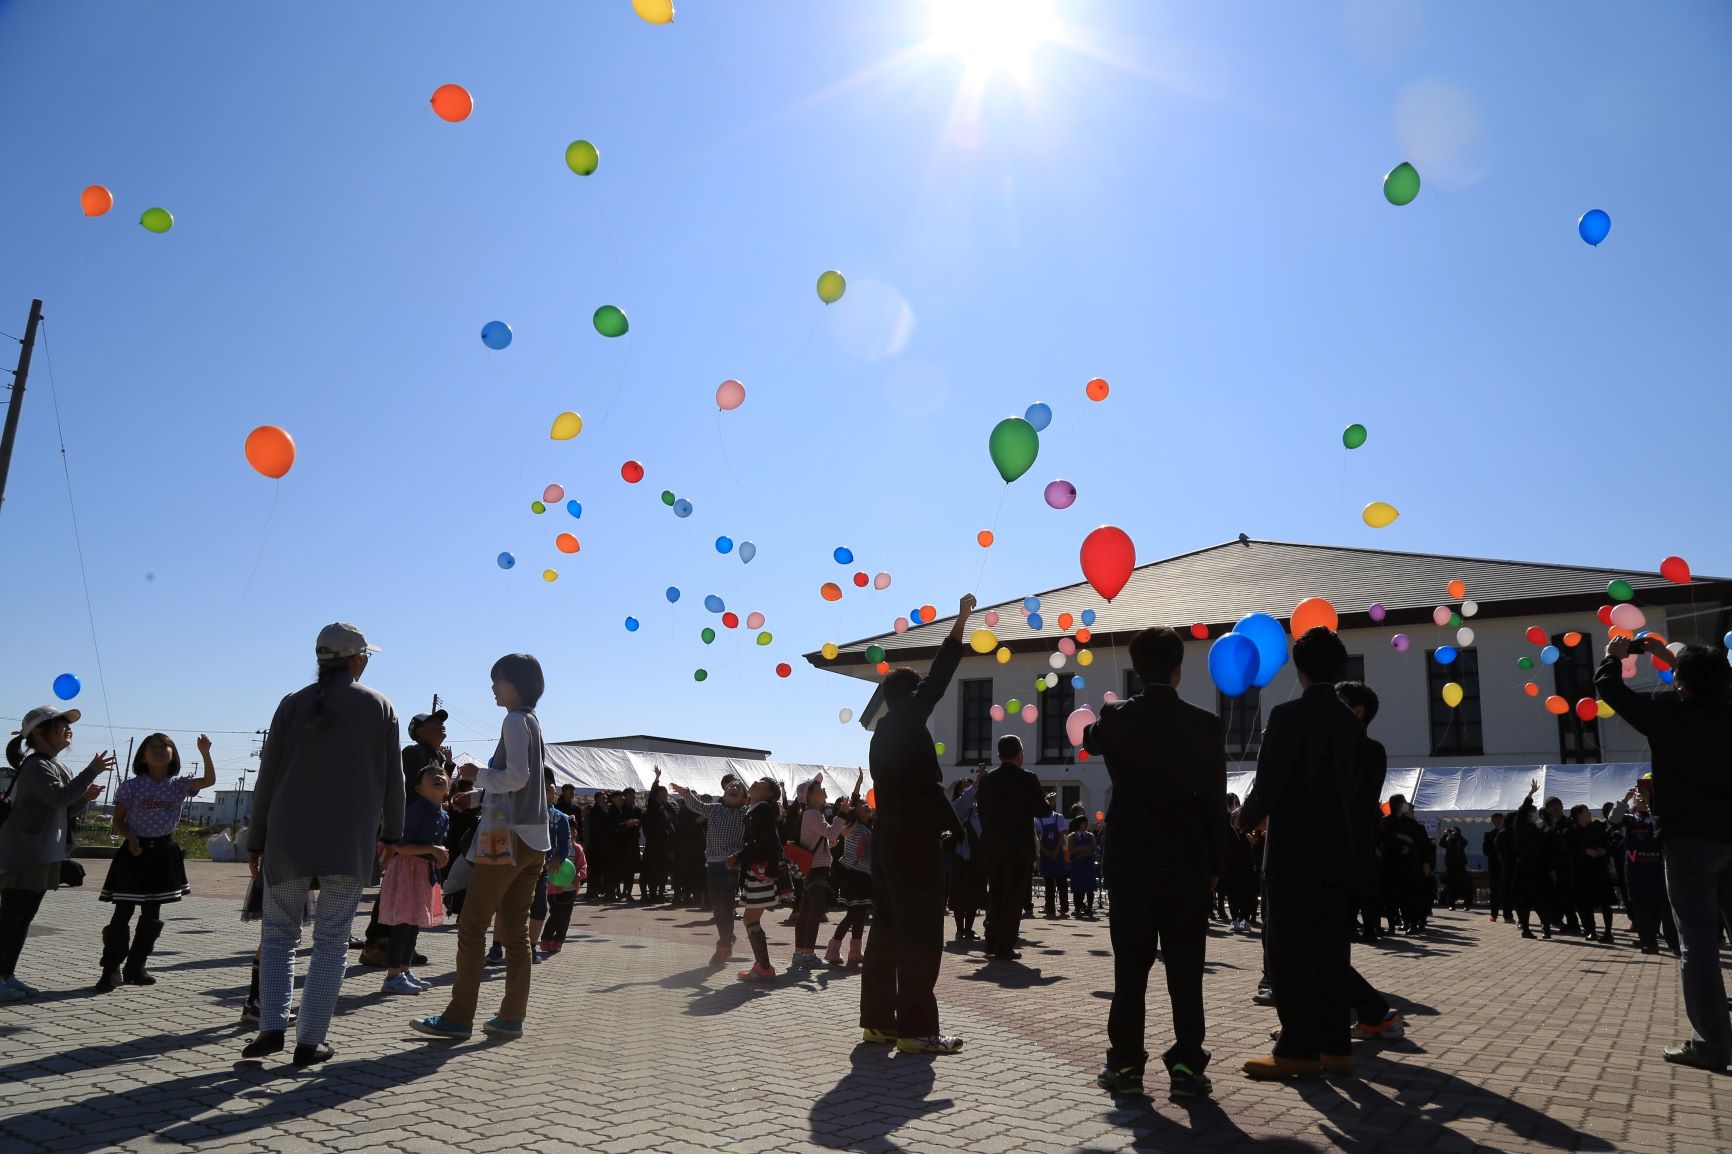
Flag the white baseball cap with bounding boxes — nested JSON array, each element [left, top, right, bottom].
[[316, 622, 380, 659]]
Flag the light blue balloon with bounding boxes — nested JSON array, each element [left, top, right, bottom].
[[624, 617, 640, 632], [1578, 209, 1611, 247], [834, 546, 853, 564], [1435, 646, 1458, 666], [481, 320, 512, 350], [1233, 613, 1288, 688], [715, 536, 734, 554], [704, 594, 725, 614], [496, 552, 516, 570], [738, 541, 756, 564], [1023, 596, 1041, 613], [674, 499, 692, 518], [52, 673, 81, 701], [665, 586, 680, 603], [565, 500, 582, 518], [1540, 645, 1560, 665], [1024, 402, 1052, 432], [1028, 612, 1044, 630], [1209, 633, 1262, 698], [1722, 630, 1731, 651], [1080, 609, 1095, 626], [1071, 675, 1085, 690], [1659, 668, 1675, 684]]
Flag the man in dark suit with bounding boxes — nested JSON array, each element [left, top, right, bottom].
[[1238, 626, 1360, 1080], [976, 734, 1046, 960], [860, 593, 974, 1056], [1084, 627, 1228, 1099]]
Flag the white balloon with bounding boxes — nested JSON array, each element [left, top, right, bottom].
[[838, 708, 854, 724], [1461, 599, 1478, 618], [1048, 652, 1066, 670], [1456, 627, 1475, 647]]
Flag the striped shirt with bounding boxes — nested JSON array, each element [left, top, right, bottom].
[[679, 794, 747, 862], [840, 823, 872, 874]]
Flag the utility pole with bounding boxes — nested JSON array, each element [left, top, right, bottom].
[[0, 298, 45, 515]]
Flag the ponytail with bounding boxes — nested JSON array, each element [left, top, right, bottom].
[[308, 654, 352, 731], [5, 734, 24, 770]]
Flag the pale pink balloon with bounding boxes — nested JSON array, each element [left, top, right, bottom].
[[716, 379, 746, 410], [1620, 655, 1638, 679], [543, 483, 565, 503], [873, 572, 891, 590], [893, 617, 909, 634], [1058, 637, 1077, 656], [1020, 704, 1039, 724], [984, 610, 1000, 627], [1103, 691, 1119, 703], [1432, 605, 1451, 627], [989, 704, 1006, 722], [1609, 603, 1646, 631], [746, 611, 765, 630]]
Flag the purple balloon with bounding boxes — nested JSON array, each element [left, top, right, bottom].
[[1043, 479, 1077, 510], [1391, 633, 1410, 652], [1368, 602, 1386, 623]]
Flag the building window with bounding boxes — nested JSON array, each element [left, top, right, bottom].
[[1552, 635, 1601, 764], [1039, 674, 1076, 764], [1426, 648, 1484, 756], [1342, 654, 1365, 684], [958, 679, 994, 763], [1218, 686, 1263, 763]]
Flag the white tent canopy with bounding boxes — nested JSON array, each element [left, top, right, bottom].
[[1225, 763, 1650, 818], [457, 745, 869, 802]]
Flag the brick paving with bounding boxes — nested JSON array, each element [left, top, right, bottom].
[[0, 861, 1727, 1153]]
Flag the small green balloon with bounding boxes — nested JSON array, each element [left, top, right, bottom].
[[755, 631, 773, 646], [1450, 613, 1461, 628], [593, 305, 629, 338], [701, 627, 716, 644], [531, 500, 546, 514], [564, 139, 599, 176], [987, 416, 1040, 483], [1383, 162, 1420, 206], [1343, 423, 1368, 450], [1006, 698, 1022, 714], [934, 742, 945, 756], [1608, 578, 1634, 602], [1517, 657, 1534, 670], [865, 644, 885, 664], [816, 269, 846, 304], [1035, 678, 1047, 693], [694, 668, 708, 682], [661, 490, 676, 506], [139, 207, 174, 233]]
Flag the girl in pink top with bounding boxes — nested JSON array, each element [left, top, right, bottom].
[[790, 771, 857, 971]]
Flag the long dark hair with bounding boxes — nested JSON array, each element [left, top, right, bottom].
[[308, 653, 352, 731], [132, 733, 182, 777]]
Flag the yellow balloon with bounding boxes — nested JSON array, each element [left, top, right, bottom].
[[816, 269, 846, 304], [542, 569, 558, 582], [1596, 700, 1615, 719], [970, 628, 999, 655], [821, 642, 839, 660], [1442, 681, 1463, 708], [550, 411, 583, 440], [996, 646, 1011, 665], [1077, 648, 1095, 666], [1362, 500, 1400, 529], [631, 0, 674, 24]]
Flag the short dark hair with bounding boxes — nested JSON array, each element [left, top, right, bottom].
[[1387, 793, 1406, 810], [1293, 627, 1348, 684], [1129, 627, 1184, 686], [490, 652, 545, 709], [882, 667, 920, 704], [754, 776, 781, 802], [1335, 681, 1380, 726], [997, 734, 1023, 761], [544, 767, 556, 787], [1675, 645, 1731, 698], [132, 732, 182, 777]]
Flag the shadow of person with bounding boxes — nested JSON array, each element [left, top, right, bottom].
[[806, 1042, 953, 1152], [956, 961, 1066, 989]]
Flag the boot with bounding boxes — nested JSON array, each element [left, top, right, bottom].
[[824, 939, 843, 966], [847, 937, 865, 966], [93, 923, 130, 993], [122, 919, 164, 986]]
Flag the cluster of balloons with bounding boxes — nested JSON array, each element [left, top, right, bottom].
[[245, 426, 296, 478], [1208, 611, 1289, 697]]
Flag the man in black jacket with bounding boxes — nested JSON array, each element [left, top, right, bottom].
[[1238, 627, 1360, 1080], [1483, 814, 1507, 922], [1596, 636, 1732, 1072], [976, 734, 1045, 960], [1084, 627, 1227, 1099], [859, 593, 974, 1056], [1335, 682, 1405, 1042]]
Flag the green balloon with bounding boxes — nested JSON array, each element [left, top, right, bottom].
[[593, 305, 629, 338], [988, 416, 1040, 483], [816, 270, 845, 304], [661, 490, 676, 506], [934, 742, 945, 756], [139, 207, 174, 233], [1518, 657, 1534, 670], [565, 139, 599, 176], [756, 631, 773, 646], [1450, 613, 1461, 628], [531, 500, 546, 513], [1608, 579, 1634, 602], [701, 627, 715, 644], [1006, 698, 1022, 714], [1343, 423, 1368, 450], [1383, 162, 1420, 206], [865, 644, 885, 664], [694, 669, 708, 682], [1035, 678, 1047, 693]]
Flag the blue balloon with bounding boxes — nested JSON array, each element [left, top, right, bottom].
[[480, 320, 512, 350], [1028, 612, 1044, 631], [1024, 402, 1052, 432], [910, 608, 924, 625], [1540, 645, 1560, 665], [624, 617, 640, 632], [834, 546, 853, 564], [1071, 675, 1085, 690], [565, 500, 582, 519], [1233, 613, 1288, 688], [1722, 629, 1731, 651], [1435, 646, 1458, 666], [704, 594, 725, 614], [1659, 668, 1676, 684], [496, 552, 516, 570], [666, 586, 680, 603], [738, 541, 756, 564], [1080, 609, 1095, 626], [715, 536, 734, 554], [674, 499, 693, 518], [52, 673, 80, 701], [1023, 596, 1041, 613], [1209, 633, 1262, 698], [1578, 209, 1611, 247]]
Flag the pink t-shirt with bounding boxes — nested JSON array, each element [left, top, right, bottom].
[[115, 774, 197, 838]]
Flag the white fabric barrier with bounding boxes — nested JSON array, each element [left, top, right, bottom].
[[1222, 762, 1650, 820], [458, 745, 869, 801]]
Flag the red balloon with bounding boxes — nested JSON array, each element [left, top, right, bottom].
[[775, 662, 792, 678], [1660, 555, 1691, 585], [1189, 622, 1209, 640], [1524, 626, 1547, 645], [1079, 525, 1136, 602], [1596, 604, 1614, 626], [620, 460, 644, 483], [1574, 697, 1598, 722], [722, 612, 739, 629], [852, 572, 869, 587]]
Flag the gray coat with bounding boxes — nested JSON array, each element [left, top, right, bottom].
[[247, 673, 403, 883], [0, 754, 102, 873]]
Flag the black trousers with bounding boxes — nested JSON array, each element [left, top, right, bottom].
[[0, 888, 47, 976], [983, 849, 1027, 955], [1347, 964, 1389, 1025], [640, 847, 671, 898], [860, 842, 946, 1038], [1265, 878, 1351, 1059], [543, 891, 577, 944], [1486, 860, 1505, 916], [1105, 868, 1210, 1073]]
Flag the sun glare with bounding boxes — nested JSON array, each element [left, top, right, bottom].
[[924, 0, 1059, 84]]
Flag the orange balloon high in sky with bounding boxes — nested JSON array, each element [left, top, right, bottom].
[[430, 83, 473, 122], [1085, 377, 1110, 402], [81, 185, 113, 217], [244, 425, 296, 478]]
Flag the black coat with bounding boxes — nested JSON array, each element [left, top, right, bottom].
[[1238, 684, 1360, 889], [1595, 656, 1732, 843], [868, 637, 967, 856], [975, 761, 1046, 860], [1350, 734, 1388, 881]]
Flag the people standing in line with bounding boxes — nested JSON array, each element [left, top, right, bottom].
[[411, 653, 548, 1044], [1237, 627, 1359, 1081], [1564, 805, 1615, 943], [1483, 814, 1508, 923], [1378, 796, 1425, 934], [1542, 796, 1580, 936], [1083, 626, 1228, 1099], [947, 771, 986, 941], [378, 764, 450, 995], [673, 793, 706, 906], [859, 593, 975, 1056], [1439, 827, 1471, 912], [791, 773, 851, 970], [1332, 681, 1406, 1044], [735, 777, 786, 982], [243, 623, 402, 1066], [1606, 778, 1678, 956], [1596, 636, 1732, 1071], [0, 706, 115, 1001], [92, 732, 217, 992], [976, 734, 1046, 961], [1036, 795, 1071, 919], [672, 775, 749, 965], [825, 787, 874, 966]]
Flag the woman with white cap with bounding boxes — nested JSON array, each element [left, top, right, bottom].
[[0, 705, 117, 1000]]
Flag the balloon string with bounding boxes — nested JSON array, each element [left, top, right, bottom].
[[242, 481, 280, 597], [596, 343, 635, 426], [716, 409, 740, 485], [771, 320, 819, 385], [973, 485, 1010, 594]]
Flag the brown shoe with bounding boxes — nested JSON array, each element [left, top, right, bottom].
[[1321, 1054, 1354, 1077], [1242, 1054, 1324, 1079]]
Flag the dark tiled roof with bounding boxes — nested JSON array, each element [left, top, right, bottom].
[[807, 539, 1727, 668]]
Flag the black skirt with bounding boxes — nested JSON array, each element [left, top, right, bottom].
[[836, 864, 873, 908], [99, 837, 190, 904]]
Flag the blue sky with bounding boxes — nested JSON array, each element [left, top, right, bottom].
[[3, 1, 1729, 787]]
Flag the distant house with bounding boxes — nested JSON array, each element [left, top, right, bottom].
[[209, 789, 253, 827]]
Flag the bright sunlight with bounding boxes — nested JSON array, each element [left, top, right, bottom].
[[923, 0, 1060, 86]]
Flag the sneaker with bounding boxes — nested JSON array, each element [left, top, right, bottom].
[[1096, 1065, 1145, 1096], [896, 1034, 964, 1055], [1352, 1010, 1405, 1041], [410, 1015, 472, 1040], [0, 981, 26, 1004], [788, 953, 812, 971], [862, 1027, 898, 1044], [381, 973, 423, 996], [1662, 1042, 1728, 1071], [481, 1017, 524, 1040], [2, 976, 38, 998], [402, 972, 432, 990], [1252, 986, 1276, 1006], [484, 943, 506, 968], [1169, 1063, 1212, 1098], [737, 963, 777, 983], [531, 949, 545, 964], [240, 1001, 260, 1023], [537, 941, 560, 955]]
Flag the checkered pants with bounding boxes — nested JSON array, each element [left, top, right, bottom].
[[260, 873, 362, 1044]]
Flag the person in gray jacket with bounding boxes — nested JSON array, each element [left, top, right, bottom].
[[243, 623, 402, 1067], [0, 705, 117, 1000]]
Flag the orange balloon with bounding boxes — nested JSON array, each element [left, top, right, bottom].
[[430, 83, 473, 122], [977, 530, 994, 548], [1085, 377, 1109, 402], [1058, 612, 1074, 631], [1523, 682, 1539, 697], [1544, 695, 1570, 716], [81, 185, 113, 217], [1076, 627, 1092, 644], [1608, 626, 1634, 641], [555, 533, 580, 554], [1290, 596, 1339, 637], [865, 788, 876, 808], [1379, 801, 1391, 816], [920, 604, 937, 622], [820, 582, 843, 602], [1563, 631, 1583, 647], [244, 425, 296, 478], [875, 661, 890, 675], [1446, 578, 1466, 600]]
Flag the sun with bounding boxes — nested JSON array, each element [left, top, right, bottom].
[[923, 0, 1060, 86]]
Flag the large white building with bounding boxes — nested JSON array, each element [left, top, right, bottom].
[[809, 539, 1728, 822]]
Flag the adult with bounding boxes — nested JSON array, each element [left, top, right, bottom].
[[1564, 805, 1614, 942], [1512, 784, 1553, 939], [860, 592, 975, 1055], [1333, 681, 1406, 1043], [1380, 797, 1429, 934], [1607, 779, 1678, 955], [1083, 626, 1227, 1099], [672, 775, 749, 964], [639, 772, 677, 903], [412, 653, 550, 1043], [1596, 636, 1732, 1071], [976, 735, 1045, 960], [1237, 627, 1360, 1080], [614, 788, 645, 901], [1440, 827, 1471, 912], [244, 623, 402, 1065], [1483, 814, 1507, 923], [0, 706, 114, 1000], [947, 771, 986, 941]]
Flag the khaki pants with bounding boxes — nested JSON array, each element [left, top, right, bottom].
[[441, 835, 544, 1027]]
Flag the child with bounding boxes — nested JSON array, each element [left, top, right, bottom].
[[1036, 796, 1070, 918], [824, 790, 873, 966], [736, 777, 785, 982], [670, 775, 750, 965], [540, 789, 588, 955], [530, 768, 575, 960], [93, 732, 217, 992], [1066, 815, 1098, 919], [378, 766, 450, 995]]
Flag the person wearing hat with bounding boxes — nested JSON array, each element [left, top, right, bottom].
[[0, 706, 117, 999], [359, 709, 452, 967], [242, 623, 403, 1066]]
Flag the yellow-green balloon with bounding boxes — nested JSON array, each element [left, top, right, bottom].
[[140, 207, 174, 234], [816, 270, 845, 304], [565, 140, 599, 176]]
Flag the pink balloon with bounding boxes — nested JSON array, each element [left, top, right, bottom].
[[873, 572, 891, 590], [1392, 634, 1410, 652], [1044, 479, 1077, 510], [1103, 691, 1118, 703], [543, 483, 565, 503], [1620, 655, 1639, 679], [893, 617, 909, 634], [746, 611, 765, 630], [984, 610, 999, 627], [989, 704, 1006, 722], [1020, 704, 1039, 724], [1609, 603, 1646, 631], [1058, 637, 1077, 656], [716, 379, 746, 410], [1432, 605, 1451, 627], [1064, 706, 1095, 748]]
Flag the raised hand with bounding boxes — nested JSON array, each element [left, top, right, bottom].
[[197, 734, 213, 756], [85, 783, 103, 801], [89, 751, 118, 775]]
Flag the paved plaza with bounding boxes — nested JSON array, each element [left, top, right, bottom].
[[0, 861, 1727, 1154]]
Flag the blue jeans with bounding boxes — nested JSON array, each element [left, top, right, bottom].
[[705, 861, 739, 947], [1663, 835, 1732, 1063]]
